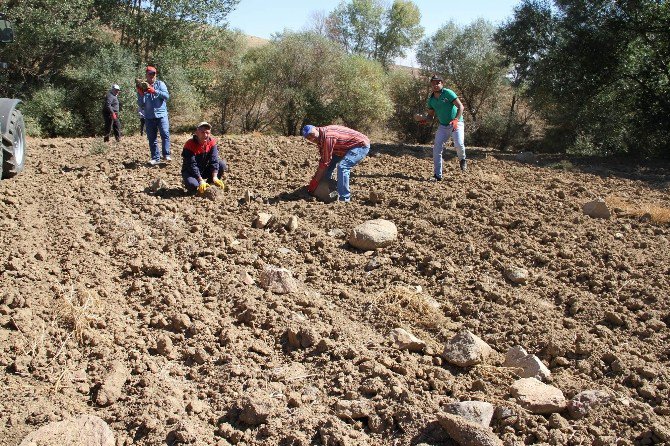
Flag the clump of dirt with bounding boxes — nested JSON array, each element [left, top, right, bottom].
[[0, 134, 669, 446]]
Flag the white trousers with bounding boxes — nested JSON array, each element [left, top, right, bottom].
[[433, 122, 465, 178]]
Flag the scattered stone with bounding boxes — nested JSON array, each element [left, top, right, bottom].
[[441, 331, 494, 367], [170, 313, 192, 332], [510, 377, 566, 414], [95, 361, 129, 407], [149, 178, 166, 192], [259, 265, 299, 294], [186, 399, 206, 415], [239, 270, 255, 285], [437, 413, 503, 446], [286, 216, 299, 232], [253, 212, 274, 229], [390, 328, 426, 352], [348, 219, 398, 250], [166, 421, 197, 444], [582, 199, 611, 219], [328, 228, 346, 238], [20, 414, 114, 446], [504, 266, 529, 284], [314, 178, 338, 203], [503, 346, 551, 381], [567, 390, 612, 419], [443, 401, 495, 427]]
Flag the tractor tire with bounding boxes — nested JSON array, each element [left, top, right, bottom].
[[1, 108, 26, 179]]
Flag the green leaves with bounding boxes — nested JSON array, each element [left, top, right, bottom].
[[326, 0, 423, 68]]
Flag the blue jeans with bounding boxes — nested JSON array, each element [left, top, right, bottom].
[[145, 116, 171, 161], [324, 145, 369, 202]]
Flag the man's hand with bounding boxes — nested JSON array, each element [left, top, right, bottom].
[[197, 180, 209, 194], [307, 178, 319, 195], [112, 113, 117, 120], [450, 118, 459, 131], [213, 178, 225, 189], [146, 85, 156, 94]]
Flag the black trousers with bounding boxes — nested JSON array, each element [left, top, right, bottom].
[[103, 113, 122, 142]]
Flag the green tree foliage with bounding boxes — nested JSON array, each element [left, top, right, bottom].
[[326, 0, 423, 67], [95, 0, 240, 61], [258, 32, 344, 136], [495, 0, 670, 157], [332, 55, 393, 132], [0, 0, 104, 97], [417, 20, 518, 147], [386, 70, 434, 143]]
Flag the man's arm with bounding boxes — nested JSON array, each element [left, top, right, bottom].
[[453, 97, 464, 120], [155, 81, 170, 100]]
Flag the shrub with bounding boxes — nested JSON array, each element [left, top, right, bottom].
[[386, 69, 434, 143], [23, 86, 80, 137]]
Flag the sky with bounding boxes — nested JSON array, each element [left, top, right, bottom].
[[226, 0, 521, 66]]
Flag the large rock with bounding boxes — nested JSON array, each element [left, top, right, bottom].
[[441, 331, 494, 367], [437, 413, 503, 446], [20, 414, 114, 446], [510, 377, 566, 414], [314, 178, 338, 203], [582, 199, 611, 219], [504, 346, 551, 381], [259, 265, 299, 294], [348, 219, 398, 250], [443, 401, 495, 427]]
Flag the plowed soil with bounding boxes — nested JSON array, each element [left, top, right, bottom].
[[1, 133, 669, 446]]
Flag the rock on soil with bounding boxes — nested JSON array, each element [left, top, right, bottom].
[[510, 377, 566, 414], [347, 219, 398, 250], [441, 330, 494, 367], [437, 413, 503, 446], [20, 414, 114, 446]]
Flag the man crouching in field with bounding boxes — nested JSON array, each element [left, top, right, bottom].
[[181, 122, 228, 194], [302, 124, 370, 202]]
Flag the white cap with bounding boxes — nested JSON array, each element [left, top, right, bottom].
[[196, 121, 211, 130], [112, 84, 121, 90]]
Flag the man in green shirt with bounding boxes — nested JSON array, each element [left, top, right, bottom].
[[421, 74, 466, 179]]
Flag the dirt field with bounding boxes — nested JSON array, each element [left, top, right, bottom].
[[1, 133, 669, 446]]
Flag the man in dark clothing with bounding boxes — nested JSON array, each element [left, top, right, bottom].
[[182, 122, 228, 194], [102, 84, 122, 142]]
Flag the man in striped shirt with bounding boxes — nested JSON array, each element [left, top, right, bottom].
[[302, 124, 370, 202]]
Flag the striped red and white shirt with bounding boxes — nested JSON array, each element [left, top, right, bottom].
[[315, 125, 370, 167]]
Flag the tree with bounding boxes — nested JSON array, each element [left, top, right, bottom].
[[94, 0, 240, 62], [495, 0, 670, 157], [416, 20, 506, 130], [326, 0, 423, 67], [0, 0, 103, 97]]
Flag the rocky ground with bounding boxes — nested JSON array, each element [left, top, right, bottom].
[[1, 133, 669, 446]]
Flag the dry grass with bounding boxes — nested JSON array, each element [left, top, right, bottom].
[[372, 285, 447, 330], [606, 195, 670, 224], [55, 284, 103, 344]]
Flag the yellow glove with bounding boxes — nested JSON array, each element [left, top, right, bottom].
[[212, 178, 225, 189], [197, 180, 209, 194]]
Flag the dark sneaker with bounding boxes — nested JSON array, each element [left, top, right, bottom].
[[460, 159, 468, 172], [429, 175, 442, 182]]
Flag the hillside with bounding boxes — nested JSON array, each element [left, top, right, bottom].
[[1, 134, 669, 445]]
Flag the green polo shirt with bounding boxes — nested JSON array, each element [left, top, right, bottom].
[[426, 88, 462, 126]]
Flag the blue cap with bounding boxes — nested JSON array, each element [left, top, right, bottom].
[[301, 125, 315, 138]]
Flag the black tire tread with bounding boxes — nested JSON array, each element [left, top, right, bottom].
[[2, 109, 26, 179]]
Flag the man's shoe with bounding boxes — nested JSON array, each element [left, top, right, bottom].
[[460, 159, 468, 172], [429, 175, 442, 182], [164, 155, 172, 162], [148, 159, 159, 166]]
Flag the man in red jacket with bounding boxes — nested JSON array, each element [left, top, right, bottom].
[[181, 122, 227, 194], [302, 124, 370, 202]]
